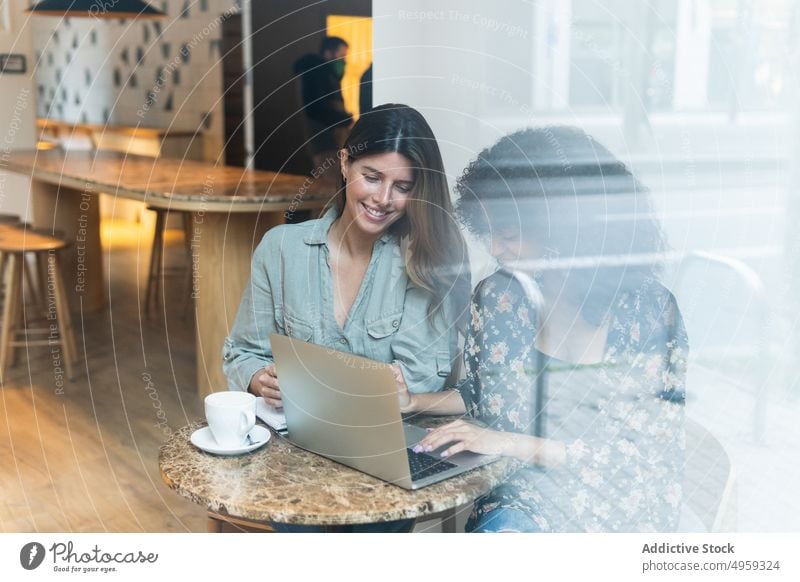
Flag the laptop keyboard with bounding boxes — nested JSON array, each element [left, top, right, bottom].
[[406, 448, 458, 481]]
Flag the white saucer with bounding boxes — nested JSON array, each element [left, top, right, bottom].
[[190, 425, 271, 456]]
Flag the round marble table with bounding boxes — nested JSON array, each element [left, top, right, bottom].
[[159, 419, 518, 529]]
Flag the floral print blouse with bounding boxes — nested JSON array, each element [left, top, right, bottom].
[[457, 269, 688, 532]]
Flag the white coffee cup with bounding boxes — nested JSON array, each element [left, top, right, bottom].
[[205, 391, 256, 448]]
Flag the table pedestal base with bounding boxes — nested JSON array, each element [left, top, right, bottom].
[[31, 180, 105, 313], [192, 211, 284, 396], [205, 508, 458, 533]]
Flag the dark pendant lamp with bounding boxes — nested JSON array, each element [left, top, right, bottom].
[[27, 0, 166, 19]]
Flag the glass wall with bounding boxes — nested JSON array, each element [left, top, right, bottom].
[[375, 0, 800, 531]]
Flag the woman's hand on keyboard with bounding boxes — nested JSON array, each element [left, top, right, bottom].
[[413, 419, 514, 458]]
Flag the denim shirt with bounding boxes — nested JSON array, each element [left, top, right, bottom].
[[223, 208, 457, 394]]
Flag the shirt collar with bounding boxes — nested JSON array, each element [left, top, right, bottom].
[[303, 206, 338, 245], [303, 206, 395, 246]]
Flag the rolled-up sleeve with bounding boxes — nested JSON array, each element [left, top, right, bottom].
[[390, 284, 459, 394], [222, 234, 282, 391]]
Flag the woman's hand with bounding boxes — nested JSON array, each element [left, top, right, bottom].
[[392, 363, 415, 414], [249, 364, 281, 408], [413, 419, 514, 458]]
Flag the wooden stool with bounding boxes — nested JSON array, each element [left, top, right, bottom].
[[0, 226, 77, 380], [143, 206, 192, 316], [10, 224, 67, 313], [0, 214, 21, 296], [0, 217, 41, 310]]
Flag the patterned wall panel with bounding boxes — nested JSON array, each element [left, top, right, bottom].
[[31, 0, 239, 158]]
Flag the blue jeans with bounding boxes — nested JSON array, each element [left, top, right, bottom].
[[468, 508, 540, 533], [271, 518, 415, 533]]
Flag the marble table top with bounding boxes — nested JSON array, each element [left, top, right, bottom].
[[5, 149, 335, 212], [159, 419, 518, 526]]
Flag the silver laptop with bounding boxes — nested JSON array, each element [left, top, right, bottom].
[[270, 334, 498, 490]]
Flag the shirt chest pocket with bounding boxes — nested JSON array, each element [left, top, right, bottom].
[[283, 311, 314, 342], [365, 311, 402, 357], [366, 311, 402, 338]]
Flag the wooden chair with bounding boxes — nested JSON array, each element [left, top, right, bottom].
[[681, 419, 737, 532], [143, 206, 193, 317], [671, 251, 769, 443], [0, 226, 77, 380]]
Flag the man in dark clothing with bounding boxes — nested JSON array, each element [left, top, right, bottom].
[[293, 36, 353, 168], [359, 63, 373, 115]]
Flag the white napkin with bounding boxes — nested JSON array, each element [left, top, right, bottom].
[[256, 398, 287, 433]]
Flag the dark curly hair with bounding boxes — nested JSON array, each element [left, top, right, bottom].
[[455, 126, 666, 326]]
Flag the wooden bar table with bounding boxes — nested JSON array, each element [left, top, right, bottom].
[[4, 148, 331, 396]]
